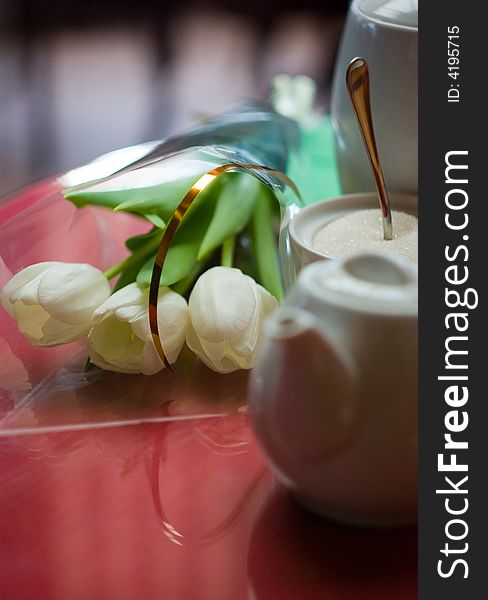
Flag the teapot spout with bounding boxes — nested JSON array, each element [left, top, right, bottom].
[[253, 307, 358, 463]]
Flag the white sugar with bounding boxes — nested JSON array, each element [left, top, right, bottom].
[[312, 209, 418, 264]]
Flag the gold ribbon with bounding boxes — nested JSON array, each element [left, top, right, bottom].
[[148, 163, 299, 369]]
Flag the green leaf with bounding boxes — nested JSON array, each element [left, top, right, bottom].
[[65, 182, 171, 216], [63, 151, 221, 218], [250, 187, 283, 301], [125, 227, 161, 252], [197, 173, 261, 260], [104, 228, 163, 281], [113, 259, 146, 291], [63, 105, 300, 231], [144, 214, 165, 229], [171, 261, 206, 297], [113, 176, 202, 217], [136, 183, 219, 287]]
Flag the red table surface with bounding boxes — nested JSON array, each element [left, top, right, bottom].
[[0, 179, 417, 600]]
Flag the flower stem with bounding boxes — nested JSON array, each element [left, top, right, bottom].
[[221, 235, 236, 268], [250, 188, 284, 301], [103, 232, 162, 280]]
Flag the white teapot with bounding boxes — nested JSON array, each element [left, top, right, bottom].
[[249, 252, 418, 526]]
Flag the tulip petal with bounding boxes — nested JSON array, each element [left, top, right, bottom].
[[116, 304, 147, 330], [87, 284, 188, 375], [1, 262, 59, 315], [186, 267, 278, 373], [37, 263, 111, 325], [89, 317, 139, 361], [89, 320, 144, 372], [12, 301, 48, 343], [232, 284, 277, 356], [186, 328, 250, 374], [88, 346, 140, 375], [92, 282, 145, 322], [40, 317, 90, 346], [129, 287, 189, 344], [9, 276, 44, 306], [157, 290, 190, 336], [258, 283, 279, 316], [228, 282, 261, 356], [189, 267, 257, 343], [129, 310, 151, 343], [140, 343, 164, 376], [186, 326, 223, 371]]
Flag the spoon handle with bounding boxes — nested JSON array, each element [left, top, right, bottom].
[[346, 57, 393, 241]]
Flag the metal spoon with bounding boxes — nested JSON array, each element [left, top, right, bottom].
[[346, 57, 393, 240]]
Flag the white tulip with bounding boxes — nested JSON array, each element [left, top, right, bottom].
[[186, 267, 278, 374], [1, 262, 111, 347], [272, 74, 317, 126], [87, 283, 189, 375]]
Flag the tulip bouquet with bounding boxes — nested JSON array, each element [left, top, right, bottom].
[[1, 76, 339, 376]]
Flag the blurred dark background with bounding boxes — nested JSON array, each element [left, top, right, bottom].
[[0, 0, 348, 195]]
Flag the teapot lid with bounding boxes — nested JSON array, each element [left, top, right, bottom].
[[354, 0, 418, 30], [299, 253, 418, 316]]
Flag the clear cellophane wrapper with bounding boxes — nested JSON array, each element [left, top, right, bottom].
[[0, 176, 251, 435]]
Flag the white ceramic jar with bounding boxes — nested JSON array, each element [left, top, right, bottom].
[[331, 0, 418, 194], [249, 252, 418, 526]]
